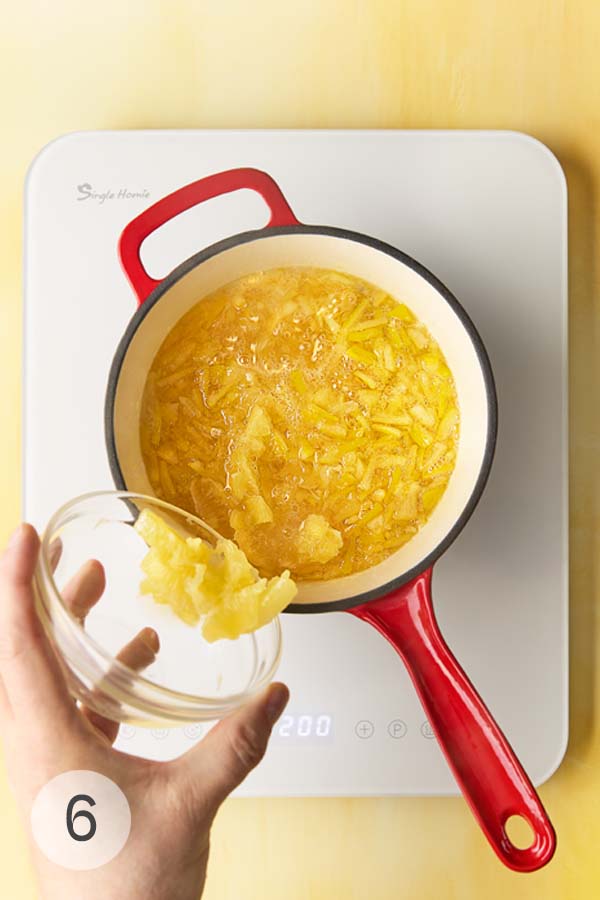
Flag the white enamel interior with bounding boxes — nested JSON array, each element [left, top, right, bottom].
[[112, 232, 491, 604]]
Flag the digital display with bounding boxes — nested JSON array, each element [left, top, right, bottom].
[[274, 713, 333, 743]]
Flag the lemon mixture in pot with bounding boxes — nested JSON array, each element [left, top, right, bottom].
[[139, 267, 459, 580]]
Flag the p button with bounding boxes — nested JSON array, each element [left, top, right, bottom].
[[387, 719, 407, 739]]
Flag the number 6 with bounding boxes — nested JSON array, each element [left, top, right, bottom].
[[66, 794, 97, 842]]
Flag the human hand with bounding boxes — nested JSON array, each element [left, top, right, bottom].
[[0, 524, 289, 900]]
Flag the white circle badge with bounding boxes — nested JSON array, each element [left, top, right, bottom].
[[31, 770, 131, 870]]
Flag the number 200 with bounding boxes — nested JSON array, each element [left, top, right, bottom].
[[278, 715, 331, 738]]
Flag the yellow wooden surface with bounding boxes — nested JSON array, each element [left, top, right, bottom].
[[0, 1, 598, 897]]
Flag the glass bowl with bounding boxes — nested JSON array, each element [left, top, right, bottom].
[[33, 491, 282, 727]]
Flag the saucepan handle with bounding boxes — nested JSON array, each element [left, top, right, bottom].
[[349, 568, 556, 872], [118, 167, 301, 305]]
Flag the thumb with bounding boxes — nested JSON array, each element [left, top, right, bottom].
[[180, 682, 289, 806]]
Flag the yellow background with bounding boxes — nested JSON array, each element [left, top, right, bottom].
[[1, 1, 598, 897]]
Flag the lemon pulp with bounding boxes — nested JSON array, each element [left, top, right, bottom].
[[135, 508, 296, 641], [139, 267, 460, 580]]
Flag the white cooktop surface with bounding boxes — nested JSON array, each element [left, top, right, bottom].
[[24, 129, 568, 795]]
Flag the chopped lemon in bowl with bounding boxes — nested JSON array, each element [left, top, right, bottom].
[[134, 508, 297, 642]]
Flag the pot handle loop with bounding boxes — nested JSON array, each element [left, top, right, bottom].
[[119, 167, 301, 305], [349, 568, 557, 873]]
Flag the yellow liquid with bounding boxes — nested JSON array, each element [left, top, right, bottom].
[[140, 267, 460, 580]]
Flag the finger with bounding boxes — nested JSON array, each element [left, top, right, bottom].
[[48, 537, 62, 573], [81, 627, 160, 744], [173, 682, 289, 809], [0, 674, 8, 720], [62, 559, 105, 623], [0, 525, 79, 731], [116, 626, 160, 670], [0, 529, 48, 722]]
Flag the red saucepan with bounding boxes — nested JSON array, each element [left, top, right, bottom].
[[105, 167, 556, 871]]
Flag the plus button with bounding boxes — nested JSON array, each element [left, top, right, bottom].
[[355, 720, 375, 739]]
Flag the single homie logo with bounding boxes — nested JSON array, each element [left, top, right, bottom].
[[76, 183, 150, 204]]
